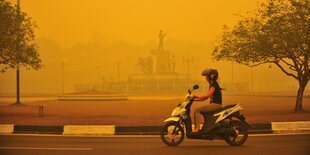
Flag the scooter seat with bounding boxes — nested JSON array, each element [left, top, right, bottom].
[[200, 104, 237, 115]]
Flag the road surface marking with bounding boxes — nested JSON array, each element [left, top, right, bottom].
[[0, 147, 92, 151], [63, 125, 115, 135]]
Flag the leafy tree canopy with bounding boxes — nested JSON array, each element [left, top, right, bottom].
[[0, 0, 41, 72], [213, 0, 309, 111]]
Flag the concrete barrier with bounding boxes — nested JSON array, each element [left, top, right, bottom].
[[13, 125, 63, 134], [297, 121, 310, 130], [272, 121, 310, 131], [0, 124, 14, 134], [63, 125, 115, 135]]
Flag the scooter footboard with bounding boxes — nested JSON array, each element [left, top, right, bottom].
[[202, 114, 218, 132]]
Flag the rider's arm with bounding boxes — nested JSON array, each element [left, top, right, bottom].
[[194, 86, 215, 101]]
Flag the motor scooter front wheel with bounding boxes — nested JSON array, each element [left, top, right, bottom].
[[160, 122, 184, 146], [224, 120, 248, 146]]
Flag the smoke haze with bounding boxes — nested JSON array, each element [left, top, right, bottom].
[[1, 0, 307, 95]]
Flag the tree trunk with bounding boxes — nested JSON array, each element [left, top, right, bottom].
[[295, 81, 306, 112], [15, 65, 21, 105]]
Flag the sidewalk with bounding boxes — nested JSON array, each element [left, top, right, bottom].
[[0, 94, 309, 135]]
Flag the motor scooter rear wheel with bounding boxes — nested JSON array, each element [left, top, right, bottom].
[[160, 122, 184, 146], [225, 120, 248, 146]]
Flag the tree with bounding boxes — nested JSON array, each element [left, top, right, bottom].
[[0, 0, 41, 71], [213, 0, 309, 112], [0, 0, 42, 104]]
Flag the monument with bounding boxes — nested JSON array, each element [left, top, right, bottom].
[[130, 31, 187, 92], [138, 30, 176, 74]]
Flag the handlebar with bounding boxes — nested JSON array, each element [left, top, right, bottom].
[[191, 96, 198, 101], [187, 95, 197, 101], [187, 84, 199, 100]]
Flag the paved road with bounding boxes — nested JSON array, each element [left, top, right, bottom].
[[0, 134, 309, 155]]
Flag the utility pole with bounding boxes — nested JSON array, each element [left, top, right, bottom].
[[15, 0, 21, 104], [183, 57, 193, 88]]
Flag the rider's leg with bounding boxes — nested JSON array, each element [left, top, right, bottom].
[[193, 103, 221, 132]]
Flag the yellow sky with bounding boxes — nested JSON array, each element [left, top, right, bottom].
[[11, 0, 262, 47], [2, 0, 304, 94]]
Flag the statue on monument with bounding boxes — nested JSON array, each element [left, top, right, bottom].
[[137, 57, 153, 74], [158, 30, 166, 51]]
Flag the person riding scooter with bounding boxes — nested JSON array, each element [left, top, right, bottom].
[[161, 71, 250, 146], [191, 69, 222, 132]]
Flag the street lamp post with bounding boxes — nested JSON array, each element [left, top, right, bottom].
[[61, 60, 65, 94], [231, 62, 234, 91], [251, 68, 254, 91], [116, 61, 121, 83], [183, 57, 193, 88], [97, 65, 101, 91]]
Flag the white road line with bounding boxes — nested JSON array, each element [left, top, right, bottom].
[[0, 147, 93, 151]]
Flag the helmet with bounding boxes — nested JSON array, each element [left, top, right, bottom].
[[201, 69, 218, 80]]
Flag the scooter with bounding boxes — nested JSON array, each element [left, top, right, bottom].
[[160, 85, 253, 146]]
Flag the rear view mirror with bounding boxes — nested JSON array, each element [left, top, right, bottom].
[[193, 84, 199, 90]]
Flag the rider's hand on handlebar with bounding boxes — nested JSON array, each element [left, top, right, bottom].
[[190, 94, 198, 100]]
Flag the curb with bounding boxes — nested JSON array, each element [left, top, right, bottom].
[[1, 121, 309, 135], [271, 121, 310, 133], [58, 94, 128, 101], [63, 125, 115, 135], [0, 124, 14, 134], [14, 125, 63, 134]]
